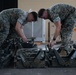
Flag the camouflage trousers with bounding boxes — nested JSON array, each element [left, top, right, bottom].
[[0, 15, 21, 60], [60, 9, 76, 52], [0, 15, 21, 50], [0, 15, 9, 63], [0, 15, 10, 48], [0, 14, 21, 47]]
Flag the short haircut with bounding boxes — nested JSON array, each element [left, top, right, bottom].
[[31, 11, 38, 21], [38, 8, 45, 17]]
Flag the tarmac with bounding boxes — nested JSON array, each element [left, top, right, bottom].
[[0, 68, 76, 75]]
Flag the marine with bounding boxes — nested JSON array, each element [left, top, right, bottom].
[[38, 4, 76, 53], [0, 8, 37, 64]]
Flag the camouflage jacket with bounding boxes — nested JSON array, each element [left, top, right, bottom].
[[0, 8, 28, 38], [48, 4, 76, 24], [0, 8, 28, 27]]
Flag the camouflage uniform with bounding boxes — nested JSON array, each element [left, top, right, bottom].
[[48, 4, 76, 52], [0, 8, 28, 47]]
